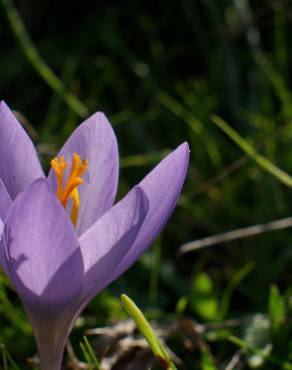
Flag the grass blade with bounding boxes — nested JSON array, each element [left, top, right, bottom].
[[0, 0, 88, 118], [80, 336, 102, 370], [210, 114, 292, 187]]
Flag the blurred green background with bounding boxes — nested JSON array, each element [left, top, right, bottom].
[[0, 0, 291, 369]]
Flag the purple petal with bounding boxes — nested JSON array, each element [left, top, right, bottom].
[[0, 218, 5, 272], [0, 178, 12, 221], [0, 101, 44, 199], [0, 225, 8, 276], [3, 179, 84, 369], [3, 179, 83, 318], [106, 143, 189, 284], [0, 218, 8, 279], [0, 179, 11, 274], [48, 112, 119, 235], [79, 186, 148, 301]]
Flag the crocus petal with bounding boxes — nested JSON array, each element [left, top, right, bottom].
[[0, 179, 11, 274], [0, 220, 8, 276], [48, 112, 119, 235], [0, 218, 5, 272], [3, 179, 84, 368], [0, 178, 12, 221], [0, 101, 44, 200], [3, 178, 83, 313], [79, 186, 148, 301], [106, 142, 189, 284]]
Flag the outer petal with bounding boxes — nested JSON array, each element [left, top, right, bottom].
[[3, 179, 83, 311], [106, 143, 189, 284], [0, 179, 11, 273], [0, 218, 5, 272], [3, 179, 84, 370], [79, 186, 148, 301], [48, 112, 119, 235], [0, 178, 12, 221], [0, 101, 44, 199]]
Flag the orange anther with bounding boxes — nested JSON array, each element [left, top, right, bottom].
[[51, 153, 88, 226]]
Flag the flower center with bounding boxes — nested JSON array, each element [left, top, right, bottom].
[[51, 153, 88, 226]]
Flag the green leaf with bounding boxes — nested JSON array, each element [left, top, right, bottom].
[[269, 285, 286, 330], [175, 296, 188, 315], [121, 294, 177, 369], [190, 272, 219, 321], [201, 349, 217, 370]]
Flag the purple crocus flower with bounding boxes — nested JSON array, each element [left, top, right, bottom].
[[0, 101, 189, 370]]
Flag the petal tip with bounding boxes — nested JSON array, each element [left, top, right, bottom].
[[15, 178, 55, 209], [179, 141, 190, 154], [0, 100, 9, 112], [78, 110, 116, 139], [175, 142, 190, 171], [30, 177, 50, 190], [183, 141, 190, 151], [90, 111, 114, 130]]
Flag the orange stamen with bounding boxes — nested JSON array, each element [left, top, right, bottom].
[[51, 153, 88, 226]]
